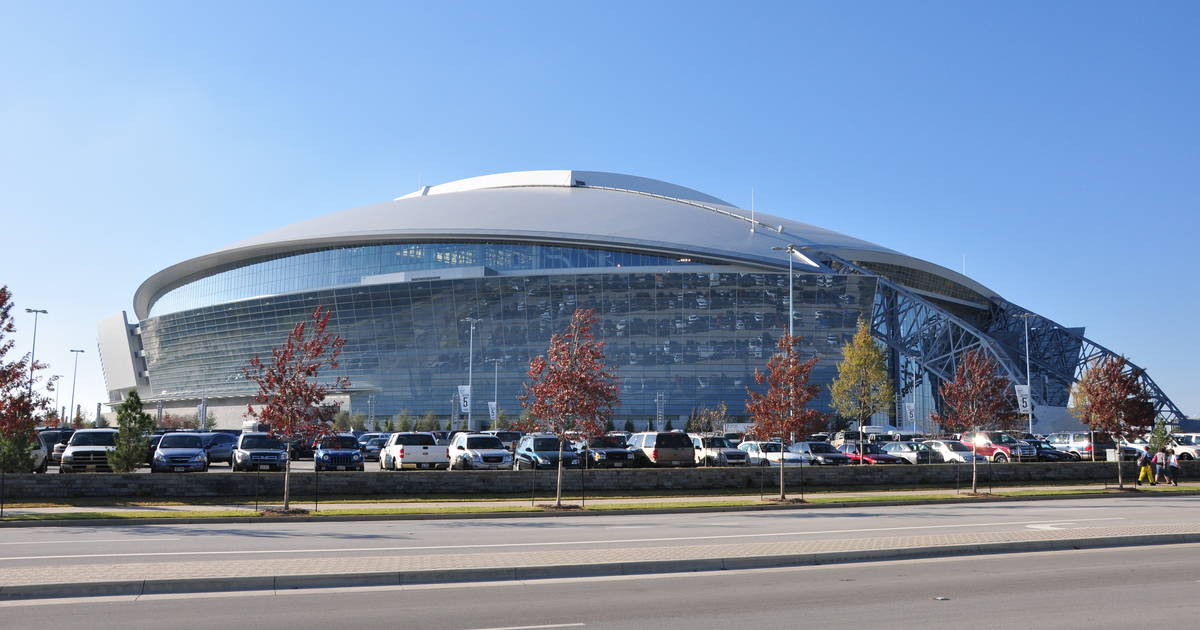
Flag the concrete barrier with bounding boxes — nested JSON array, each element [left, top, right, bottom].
[[0, 460, 1192, 499]]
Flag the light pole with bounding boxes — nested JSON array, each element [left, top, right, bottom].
[[68, 349, 85, 424], [24, 308, 47, 401], [486, 358, 502, 426], [771, 246, 797, 338], [462, 317, 481, 431], [1017, 313, 1036, 435], [52, 375, 62, 421]]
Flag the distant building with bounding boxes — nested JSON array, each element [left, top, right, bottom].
[[97, 170, 1184, 430]]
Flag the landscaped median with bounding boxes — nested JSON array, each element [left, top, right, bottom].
[[2, 483, 1196, 525]]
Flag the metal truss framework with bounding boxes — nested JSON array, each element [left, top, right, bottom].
[[806, 252, 1185, 425]]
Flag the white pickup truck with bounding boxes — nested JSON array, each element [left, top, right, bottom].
[[381, 432, 449, 470]]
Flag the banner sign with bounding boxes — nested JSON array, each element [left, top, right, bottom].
[[1014, 385, 1032, 414], [488, 401, 497, 421], [458, 386, 471, 413], [904, 402, 916, 427]]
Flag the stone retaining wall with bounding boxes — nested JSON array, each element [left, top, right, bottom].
[[2, 461, 1193, 499]]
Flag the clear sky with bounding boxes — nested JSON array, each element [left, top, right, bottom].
[[2, 0, 1196, 419]]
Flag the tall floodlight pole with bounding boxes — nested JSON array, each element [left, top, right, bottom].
[[52, 375, 62, 419], [771, 245, 797, 338], [1018, 313, 1035, 435], [462, 317, 481, 431], [24, 309, 47, 401], [68, 349, 85, 424]]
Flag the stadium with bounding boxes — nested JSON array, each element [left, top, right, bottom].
[[97, 170, 1184, 431]]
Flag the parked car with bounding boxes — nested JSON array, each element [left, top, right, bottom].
[[483, 430, 524, 452], [1165, 434, 1200, 461], [737, 440, 807, 466], [430, 431, 452, 445], [1022, 438, 1075, 462], [1045, 431, 1119, 461], [59, 428, 119, 473], [837, 442, 907, 464], [690, 435, 749, 466], [201, 432, 237, 465], [362, 437, 387, 461], [575, 434, 637, 468], [145, 434, 164, 464], [448, 433, 512, 470], [231, 433, 288, 471], [789, 441, 851, 465], [356, 432, 389, 449], [381, 432, 450, 470], [961, 431, 1038, 463], [314, 434, 365, 471], [40, 428, 74, 466], [923, 439, 987, 463], [880, 441, 936, 464], [514, 435, 581, 470], [627, 431, 696, 467], [151, 432, 209, 473]]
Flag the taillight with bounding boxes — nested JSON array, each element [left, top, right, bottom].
[[1084, 444, 1092, 452], [397, 446, 404, 459], [652, 448, 658, 461]]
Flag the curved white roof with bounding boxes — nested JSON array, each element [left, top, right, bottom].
[[134, 170, 995, 319]]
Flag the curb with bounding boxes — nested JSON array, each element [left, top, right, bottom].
[[2, 489, 1196, 528], [2, 531, 1198, 601]]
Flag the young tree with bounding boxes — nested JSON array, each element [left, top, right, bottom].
[[351, 414, 368, 431], [623, 419, 635, 433], [243, 306, 350, 511], [493, 408, 511, 430], [416, 411, 437, 432], [0, 287, 55, 473], [159, 413, 199, 431], [393, 410, 412, 432], [930, 350, 1015, 493], [107, 391, 154, 472], [1072, 355, 1157, 488], [745, 334, 824, 500], [830, 318, 893, 455], [519, 309, 620, 507]]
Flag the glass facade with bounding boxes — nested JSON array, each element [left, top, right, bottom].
[[140, 268, 876, 422], [149, 242, 709, 317]]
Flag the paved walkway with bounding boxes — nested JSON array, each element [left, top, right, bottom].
[[3, 481, 1195, 515]]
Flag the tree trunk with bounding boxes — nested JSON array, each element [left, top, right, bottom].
[[970, 431, 978, 494], [1116, 448, 1124, 489], [283, 451, 291, 510], [779, 440, 786, 501], [555, 440, 565, 508]]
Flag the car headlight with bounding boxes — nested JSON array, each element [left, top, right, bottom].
[[352, 453, 361, 460], [594, 451, 606, 459], [192, 454, 206, 462], [62, 454, 73, 462], [471, 454, 483, 461], [321, 454, 330, 461], [280, 451, 288, 460], [154, 453, 166, 461]]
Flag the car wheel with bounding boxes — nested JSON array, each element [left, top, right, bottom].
[[993, 453, 1008, 463], [36, 460, 48, 474], [1180, 453, 1194, 461]]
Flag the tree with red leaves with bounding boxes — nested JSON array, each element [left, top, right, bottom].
[[930, 349, 1016, 493], [0, 287, 56, 472], [519, 308, 620, 507], [1071, 355, 1156, 488], [243, 306, 349, 511], [744, 334, 824, 500]]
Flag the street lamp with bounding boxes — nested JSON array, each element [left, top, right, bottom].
[[24, 308, 47, 400], [770, 246, 797, 338], [461, 317, 481, 431], [1016, 313, 1036, 435], [68, 349, 85, 424], [51, 375, 62, 421], [485, 358, 502, 426]]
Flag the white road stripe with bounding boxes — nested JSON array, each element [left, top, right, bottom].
[[0, 538, 178, 546], [0, 517, 1125, 562], [464, 624, 584, 630]]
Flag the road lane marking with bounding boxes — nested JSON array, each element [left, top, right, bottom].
[[464, 625, 584, 630], [1026, 523, 1075, 530], [0, 538, 178, 546], [0, 518, 1125, 561]]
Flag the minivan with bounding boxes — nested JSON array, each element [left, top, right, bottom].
[[627, 431, 695, 467]]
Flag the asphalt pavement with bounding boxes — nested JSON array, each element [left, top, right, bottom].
[[1, 543, 1194, 628]]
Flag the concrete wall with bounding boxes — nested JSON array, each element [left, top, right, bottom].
[[2, 462, 1192, 500]]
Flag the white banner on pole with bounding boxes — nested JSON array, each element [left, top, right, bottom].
[[904, 402, 916, 428], [488, 401, 497, 421], [1014, 385, 1032, 414], [458, 386, 471, 413]]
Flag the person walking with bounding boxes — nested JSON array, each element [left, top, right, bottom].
[[1152, 448, 1168, 484], [1136, 448, 1155, 486], [1167, 449, 1181, 486]]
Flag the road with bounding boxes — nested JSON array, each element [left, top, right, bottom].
[[1, 496, 1195, 571], [1, 543, 1193, 628]]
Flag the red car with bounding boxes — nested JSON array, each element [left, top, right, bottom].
[[837, 442, 908, 464]]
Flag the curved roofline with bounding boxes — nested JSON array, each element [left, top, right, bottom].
[[396, 169, 732, 206], [134, 174, 999, 319]]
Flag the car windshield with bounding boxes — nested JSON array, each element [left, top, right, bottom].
[[367, 438, 387, 447], [994, 433, 1019, 444], [656, 433, 692, 448], [701, 438, 732, 448], [159, 435, 203, 449], [759, 443, 783, 452], [591, 436, 626, 448], [320, 436, 360, 449], [942, 441, 971, 451], [69, 432, 115, 447], [807, 442, 838, 453], [241, 436, 284, 450], [492, 432, 522, 442], [532, 438, 569, 451], [466, 436, 504, 449], [395, 434, 437, 446], [862, 444, 886, 454], [1173, 435, 1197, 446]]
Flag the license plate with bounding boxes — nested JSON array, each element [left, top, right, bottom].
[[419, 463, 430, 469], [258, 464, 269, 470], [337, 466, 346, 471], [672, 461, 682, 466], [613, 462, 623, 467], [174, 467, 185, 472]]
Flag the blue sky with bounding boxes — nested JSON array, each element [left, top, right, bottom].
[[2, 0, 1196, 418]]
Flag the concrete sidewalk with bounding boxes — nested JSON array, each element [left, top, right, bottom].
[[5, 481, 1195, 516], [2, 522, 1198, 600]]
